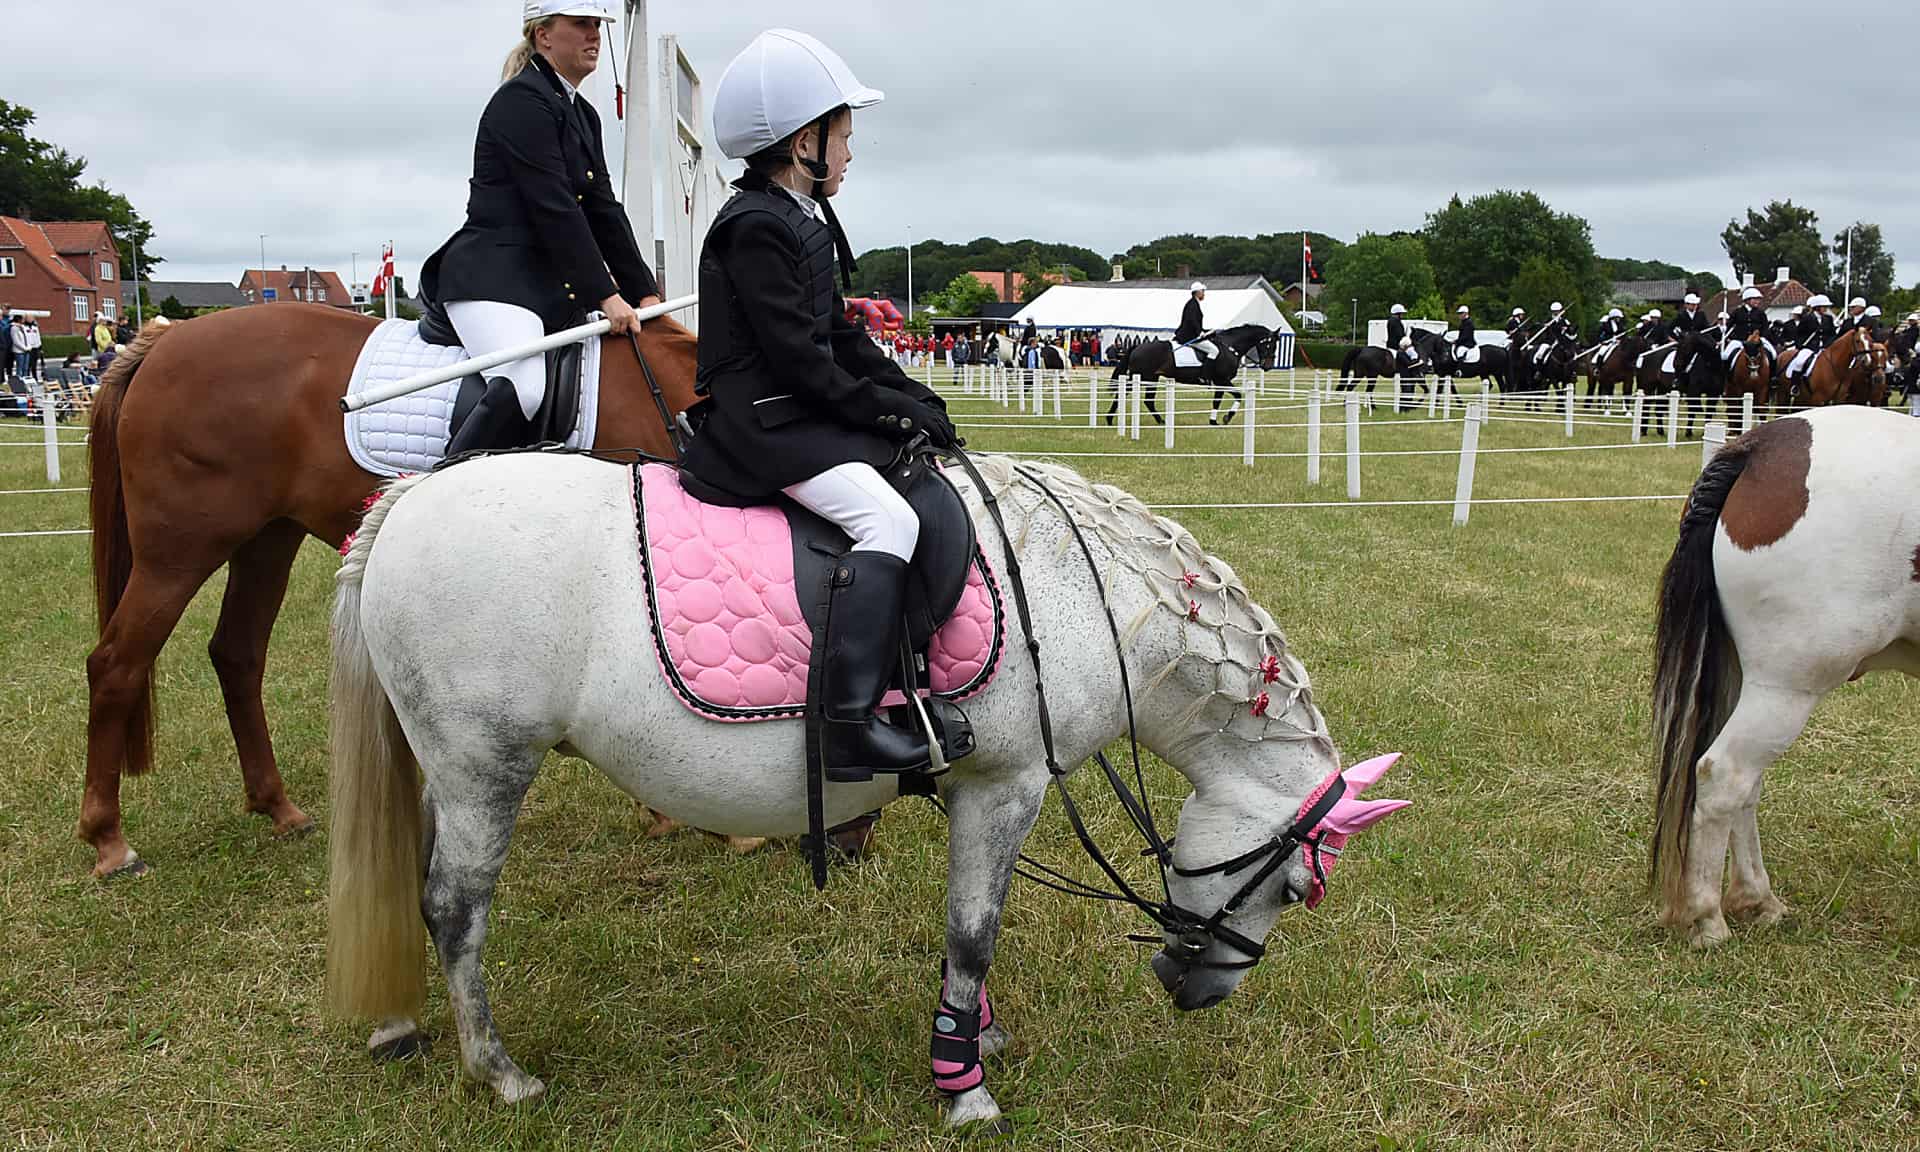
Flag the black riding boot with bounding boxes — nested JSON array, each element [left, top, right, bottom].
[[821, 551, 931, 783], [445, 376, 532, 460]]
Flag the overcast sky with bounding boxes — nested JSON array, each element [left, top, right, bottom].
[[16, 1, 1918, 291]]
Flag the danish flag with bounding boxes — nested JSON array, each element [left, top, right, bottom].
[[371, 243, 394, 299]]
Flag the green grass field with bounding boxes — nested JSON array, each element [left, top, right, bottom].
[[2, 376, 1917, 1151]]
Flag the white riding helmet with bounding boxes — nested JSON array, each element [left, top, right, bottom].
[[1456, 305, 1470, 316], [1741, 286, 1763, 302], [1511, 307, 1526, 316], [1190, 282, 1207, 294], [1866, 305, 1882, 317], [1683, 293, 1701, 306], [713, 29, 885, 160], [1606, 308, 1622, 319], [1389, 303, 1406, 315], [1808, 294, 1832, 308], [1717, 311, 1729, 321], [1646, 309, 1662, 320], [1549, 301, 1564, 312], [1849, 296, 1867, 309], [523, 0, 616, 20], [1399, 336, 1413, 348], [1791, 305, 1805, 316]]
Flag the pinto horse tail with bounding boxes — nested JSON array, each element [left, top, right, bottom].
[[1648, 437, 1753, 920], [88, 319, 175, 776], [326, 474, 431, 1023], [1339, 345, 1364, 386]]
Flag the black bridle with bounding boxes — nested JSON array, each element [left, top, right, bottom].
[[941, 448, 1331, 972]]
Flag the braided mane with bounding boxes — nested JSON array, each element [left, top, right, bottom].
[[959, 455, 1331, 751]]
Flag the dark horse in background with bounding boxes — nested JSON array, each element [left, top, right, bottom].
[[1883, 321, 1919, 404], [1106, 324, 1280, 426], [1337, 340, 1432, 408], [1414, 329, 1509, 395], [1578, 332, 1641, 412], [1635, 329, 1723, 440]]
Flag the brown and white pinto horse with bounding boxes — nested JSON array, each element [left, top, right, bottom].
[[82, 304, 697, 877], [1774, 326, 1886, 407], [1651, 407, 1920, 946]]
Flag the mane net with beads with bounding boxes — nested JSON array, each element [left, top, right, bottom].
[[956, 456, 1332, 756]]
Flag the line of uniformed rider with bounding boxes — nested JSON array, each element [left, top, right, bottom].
[[1386, 304, 1412, 367], [1666, 293, 1709, 377], [422, 1, 663, 459], [1175, 282, 1218, 365], [1780, 294, 1838, 380], [1721, 287, 1775, 363], [679, 29, 957, 779], [1593, 308, 1626, 344]]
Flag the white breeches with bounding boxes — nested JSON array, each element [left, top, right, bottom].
[[1788, 348, 1816, 376], [446, 300, 547, 420], [783, 462, 920, 561]]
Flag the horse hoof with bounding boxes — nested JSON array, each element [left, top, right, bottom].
[[369, 1021, 430, 1062], [96, 853, 149, 881], [943, 1085, 1003, 1130], [496, 1068, 546, 1105], [979, 1021, 1012, 1059], [1686, 915, 1732, 949], [273, 812, 317, 839], [1727, 894, 1788, 927], [642, 809, 686, 839], [722, 835, 768, 855]]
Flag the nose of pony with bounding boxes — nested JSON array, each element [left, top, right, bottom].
[[1151, 951, 1185, 998], [1153, 952, 1230, 1011]]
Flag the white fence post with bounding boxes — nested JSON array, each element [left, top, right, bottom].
[[1131, 376, 1143, 441], [1563, 384, 1574, 438], [42, 398, 60, 485], [1741, 391, 1755, 434], [1114, 375, 1127, 438], [1452, 399, 1483, 527], [1089, 372, 1100, 428], [1631, 391, 1644, 443], [1427, 376, 1438, 418], [1345, 392, 1362, 500], [1911, 390, 1920, 418], [1667, 390, 1680, 448], [1164, 383, 1177, 450], [1053, 370, 1064, 419], [1242, 384, 1256, 467], [1442, 377, 1452, 420], [1307, 388, 1323, 485], [1702, 420, 1726, 468]]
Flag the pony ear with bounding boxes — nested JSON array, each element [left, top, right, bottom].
[[1340, 752, 1402, 796], [1323, 797, 1410, 835]]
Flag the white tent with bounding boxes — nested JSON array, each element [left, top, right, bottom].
[[1010, 285, 1296, 367]]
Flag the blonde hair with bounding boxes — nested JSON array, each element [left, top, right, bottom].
[[501, 19, 553, 84]]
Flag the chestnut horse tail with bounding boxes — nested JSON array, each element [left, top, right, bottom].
[[1649, 437, 1753, 917], [88, 320, 173, 776], [327, 474, 429, 1022]]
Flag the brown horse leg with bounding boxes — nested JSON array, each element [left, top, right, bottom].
[[208, 518, 313, 836], [81, 561, 222, 877]]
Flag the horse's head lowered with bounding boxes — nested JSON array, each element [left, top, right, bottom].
[[1151, 750, 1409, 1010]]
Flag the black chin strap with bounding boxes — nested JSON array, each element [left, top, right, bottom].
[[800, 113, 858, 292]]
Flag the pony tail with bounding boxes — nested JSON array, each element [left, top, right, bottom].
[[501, 21, 543, 84]]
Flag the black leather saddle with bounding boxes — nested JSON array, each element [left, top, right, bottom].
[[418, 301, 587, 444]]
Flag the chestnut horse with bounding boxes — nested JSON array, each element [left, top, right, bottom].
[[82, 303, 696, 877], [1773, 327, 1886, 408], [1724, 332, 1772, 412]]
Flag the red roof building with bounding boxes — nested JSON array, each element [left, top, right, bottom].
[[238, 266, 355, 308], [1702, 276, 1815, 324], [0, 216, 122, 335], [966, 269, 1065, 303]]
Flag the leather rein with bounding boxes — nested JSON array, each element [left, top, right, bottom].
[[941, 447, 1334, 972]]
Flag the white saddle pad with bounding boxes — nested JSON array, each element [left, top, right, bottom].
[[1660, 350, 1678, 375], [341, 318, 602, 477], [1455, 346, 1481, 365], [1531, 345, 1552, 364], [1172, 340, 1215, 370], [1636, 341, 1675, 369], [1596, 339, 1620, 363]]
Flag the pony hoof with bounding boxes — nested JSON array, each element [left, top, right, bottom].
[[943, 1085, 1002, 1129], [368, 1021, 429, 1062], [274, 813, 317, 839], [723, 835, 768, 855], [642, 809, 686, 839], [1728, 894, 1788, 927], [979, 1022, 1011, 1059], [496, 1068, 546, 1105], [1687, 915, 1732, 949]]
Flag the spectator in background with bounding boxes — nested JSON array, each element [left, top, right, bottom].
[[93, 314, 115, 355], [26, 318, 44, 380], [11, 314, 30, 381], [115, 316, 136, 345], [0, 307, 13, 382]]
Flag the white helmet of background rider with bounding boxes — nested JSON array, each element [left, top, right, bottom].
[[1741, 286, 1763, 302], [1790, 305, 1805, 316], [1456, 305, 1469, 316], [1606, 308, 1622, 319], [1866, 305, 1882, 318], [1683, 293, 1701, 307], [1646, 309, 1662, 320], [1390, 304, 1406, 315], [712, 29, 885, 161], [1190, 282, 1207, 294], [1808, 294, 1833, 309], [1549, 301, 1564, 313], [1511, 307, 1526, 316], [1849, 296, 1867, 310], [523, 1, 617, 20]]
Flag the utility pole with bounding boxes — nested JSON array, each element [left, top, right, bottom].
[[258, 234, 267, 303], [131, 233, 143, 326], [905, 224, 913, 321]]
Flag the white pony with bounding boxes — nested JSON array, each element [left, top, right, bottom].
[[1652, 406, 1920, 946], [325, 450, 1407, 1128]]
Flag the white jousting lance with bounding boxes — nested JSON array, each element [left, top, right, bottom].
[[339, 294, 698, 413]]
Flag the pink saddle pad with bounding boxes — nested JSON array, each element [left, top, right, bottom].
[[631, 463, 1003, 722]]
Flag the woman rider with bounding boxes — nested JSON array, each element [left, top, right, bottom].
[[421, 0, 661, 458], [680, 29, 957, 780]]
